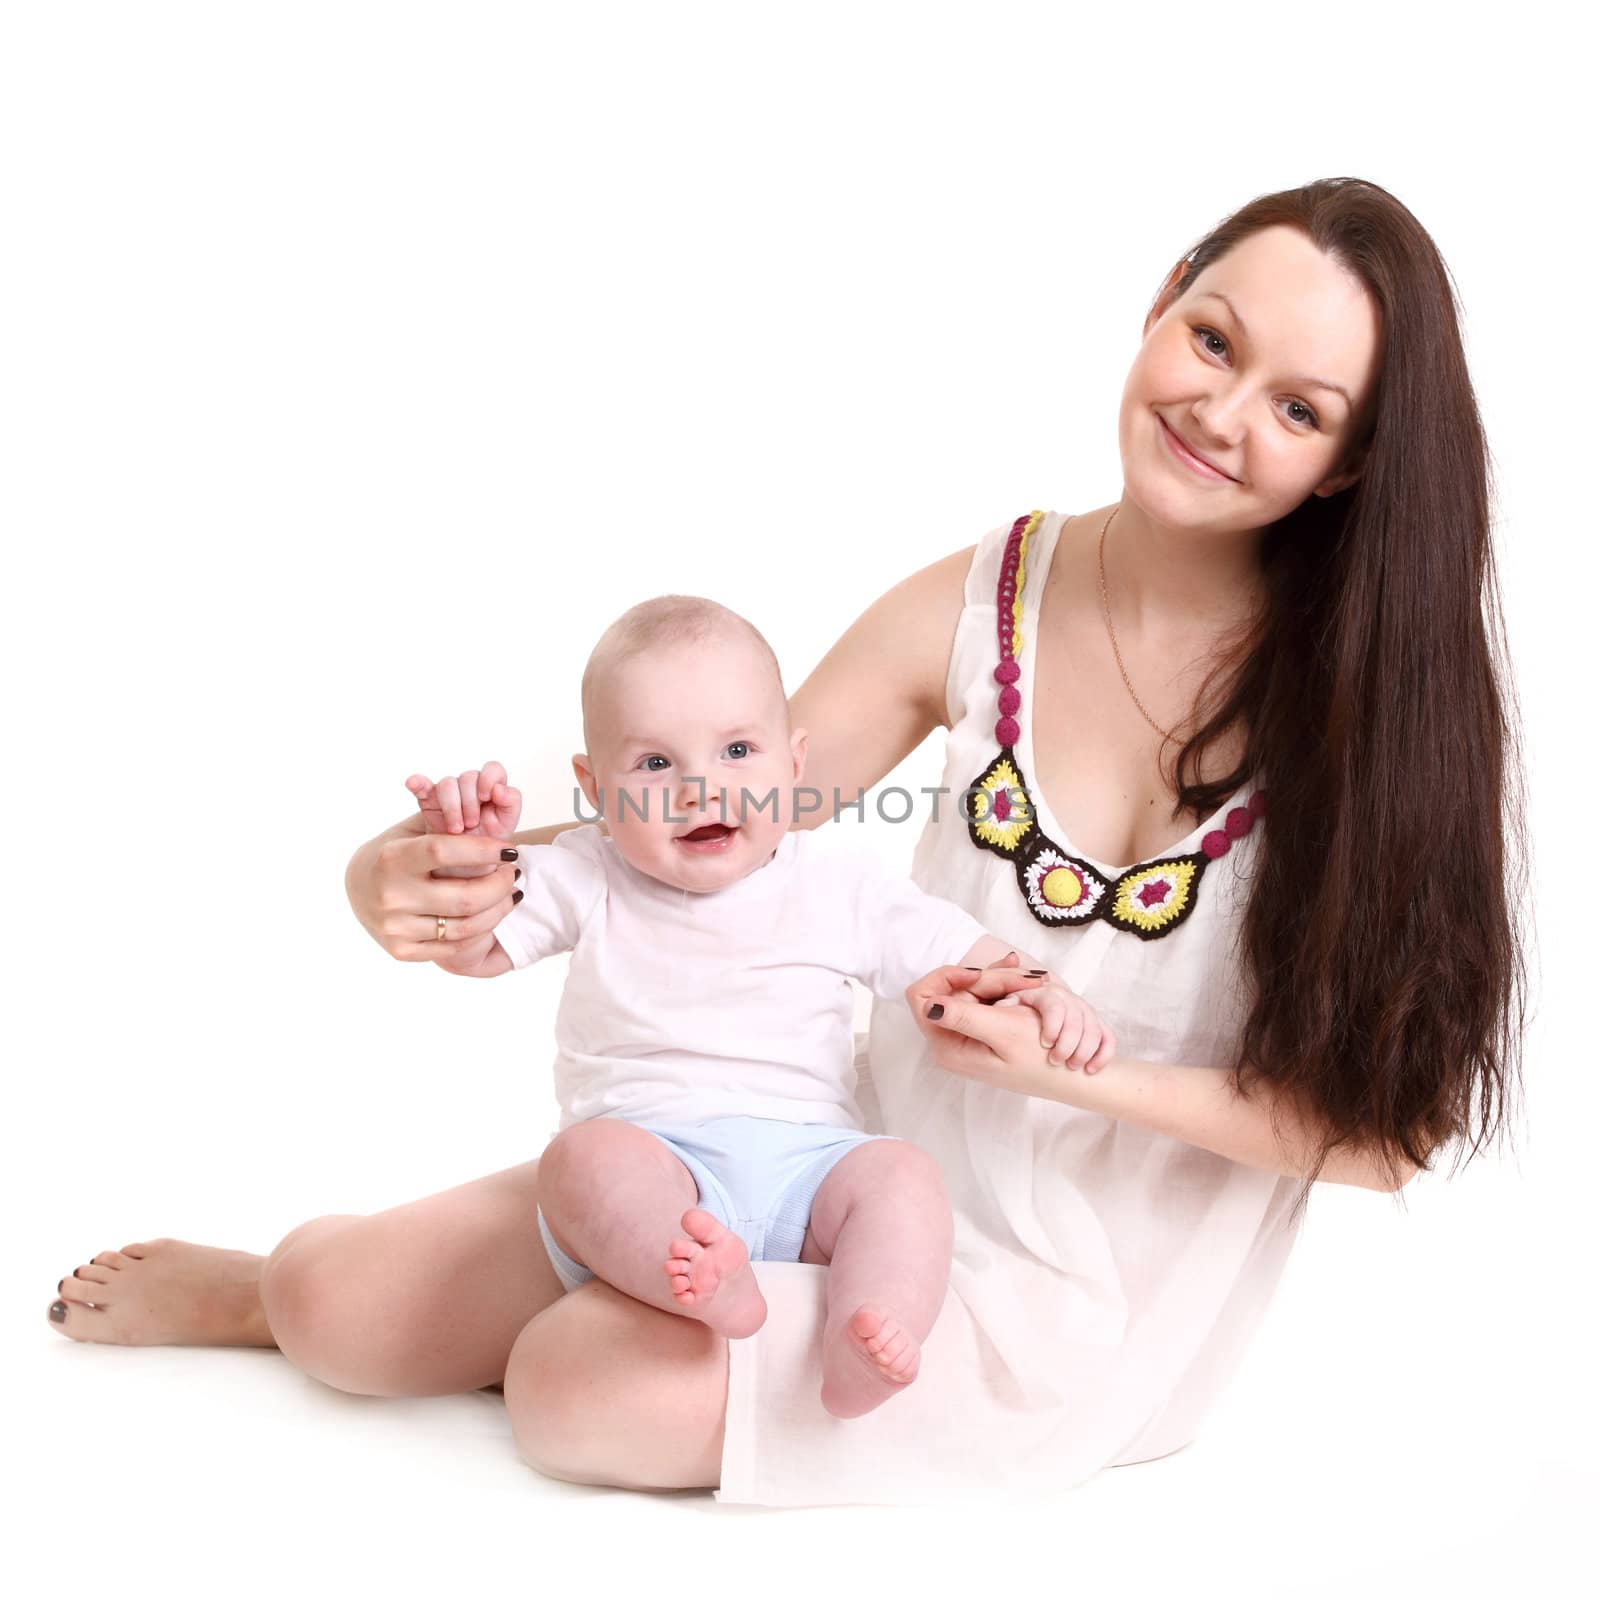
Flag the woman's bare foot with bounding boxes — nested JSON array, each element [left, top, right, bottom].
[[662, 1207, 767, 1338], [820, 1304, 922, 1419], [46, 1239, 275, 1348]]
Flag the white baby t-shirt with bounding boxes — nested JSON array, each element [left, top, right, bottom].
[[493, 824, 989, 1131]]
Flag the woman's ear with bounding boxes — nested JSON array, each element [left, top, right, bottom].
[[1314, 440, 1370, 499], [1143, 258, 1190, 339]]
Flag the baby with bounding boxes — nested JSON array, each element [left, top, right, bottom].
[[405, 595, 1113, 1419]]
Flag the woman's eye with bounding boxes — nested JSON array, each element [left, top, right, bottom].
[[725, 741, 752, 760], [1193, 327, 1319, 430]]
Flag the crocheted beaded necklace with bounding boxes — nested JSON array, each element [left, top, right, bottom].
[[961, 509, 1265, 940]]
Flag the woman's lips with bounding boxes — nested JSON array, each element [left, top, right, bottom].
[[1158, 414, 1235, 483]]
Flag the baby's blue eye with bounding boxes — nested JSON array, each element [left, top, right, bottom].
[[725, 741, 752, 760], [639, 755, 669, 771]]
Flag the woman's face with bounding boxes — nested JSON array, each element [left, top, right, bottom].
[[1118, 223, 1383, 534]]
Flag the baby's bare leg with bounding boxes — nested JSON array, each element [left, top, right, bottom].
[[538, 1119, 766, 1338], [802, 1139, 954, 1419]]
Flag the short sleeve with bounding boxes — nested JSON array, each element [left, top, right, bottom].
[[844, 850, 990, 1002], [492, 825, 608, 969]]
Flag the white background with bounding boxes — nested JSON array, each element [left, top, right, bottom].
[[6, 3, 1592, 1596]]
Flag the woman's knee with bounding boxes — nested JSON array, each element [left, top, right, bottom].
[[505, 1281, 727, 1490], [259, 1213, 422, 1397]]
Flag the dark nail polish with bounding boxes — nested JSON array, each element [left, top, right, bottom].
[[963, 966, 981, 971], [500, 848, 519, 861], [514, 867, 522, 881], [57, 1279, 63, 1292], [1027, 969, 1047, 976], [512, 889, 524, 905], [926, 1002, 945, 1020], [49, 1301, 66, 1322]]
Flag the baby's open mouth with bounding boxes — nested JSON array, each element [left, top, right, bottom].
[[678, 823, 736, 843]]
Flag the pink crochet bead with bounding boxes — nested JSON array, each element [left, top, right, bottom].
[[1201, 830, 1231, 860], [994, 660, 1020, 684], [1249, 790, 1267, 818], [1224, 806, 1252, 839], [996, 716, 1020, 745], [998, 685, 1020, 715]]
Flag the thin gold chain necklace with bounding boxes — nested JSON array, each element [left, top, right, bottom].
[[1097, 504, 1179, 747]]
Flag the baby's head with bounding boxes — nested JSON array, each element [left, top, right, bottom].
[[572, 595, 808, 893]]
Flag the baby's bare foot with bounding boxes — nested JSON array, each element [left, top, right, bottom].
[[820, 1304, 922, 1418], [45, 1239, 275, 1348], [663, 1208, 767, 1338]]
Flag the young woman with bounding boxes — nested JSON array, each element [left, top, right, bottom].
[[47, 176, 1526, 1507]]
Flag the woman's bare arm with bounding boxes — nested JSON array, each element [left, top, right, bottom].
[[905, 974, 1422, 1191], [783, 542, 975, 827]]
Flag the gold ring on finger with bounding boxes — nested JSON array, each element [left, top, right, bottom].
[[435, 917, 448, 941]]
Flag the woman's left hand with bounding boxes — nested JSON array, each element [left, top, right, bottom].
[[905, 962, 1113, 1100]]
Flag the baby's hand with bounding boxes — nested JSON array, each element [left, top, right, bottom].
[[994, 975, 1116, 1073], [405, 759, 524, 841]]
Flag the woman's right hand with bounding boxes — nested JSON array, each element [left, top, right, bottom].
[[345, 809, 521, 965]]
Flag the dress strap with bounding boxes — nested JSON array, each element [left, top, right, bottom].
[[988, 510, 1046, 749]]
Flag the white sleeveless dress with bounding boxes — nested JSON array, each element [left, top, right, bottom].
[[716, 510, 1303, 1507]]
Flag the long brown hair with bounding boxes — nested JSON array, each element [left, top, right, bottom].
[[1164, 177, 1529, 1214]]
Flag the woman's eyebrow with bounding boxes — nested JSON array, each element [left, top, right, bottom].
[[1194, 291, 1352, 407]]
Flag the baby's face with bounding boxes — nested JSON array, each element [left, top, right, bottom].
[[574, 637, 807, 894]]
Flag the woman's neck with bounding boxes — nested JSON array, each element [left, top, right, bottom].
[[1092, 494, 1268, 640]]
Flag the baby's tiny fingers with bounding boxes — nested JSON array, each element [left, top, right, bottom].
[[435, 775, 464, 832], [1048, 1014, 1086, 1069], [1065, 1020, 1104, 1071], [457, 769, 483, 830], [1084, 1029, 1118, 1074]]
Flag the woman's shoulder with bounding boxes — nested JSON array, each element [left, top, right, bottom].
[[952, 507, 1081, 612]]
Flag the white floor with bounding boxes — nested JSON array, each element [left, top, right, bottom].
[[18, 1153, 1587, 1600]]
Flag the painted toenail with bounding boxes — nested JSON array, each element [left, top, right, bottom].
[[49, 1301, 67, 1322]]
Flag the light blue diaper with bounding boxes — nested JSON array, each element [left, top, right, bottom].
[[535, 1113, 896, 1293]]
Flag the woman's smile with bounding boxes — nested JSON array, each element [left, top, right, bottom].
[[1157, 411, 1238, 484]]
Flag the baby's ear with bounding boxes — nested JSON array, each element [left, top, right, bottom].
[[571, 753, 600, 811], [790, 725, 808, 777]]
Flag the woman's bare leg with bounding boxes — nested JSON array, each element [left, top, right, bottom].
[[47, 1158, 565, 1398], [504, 1278, 729, 1490]]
